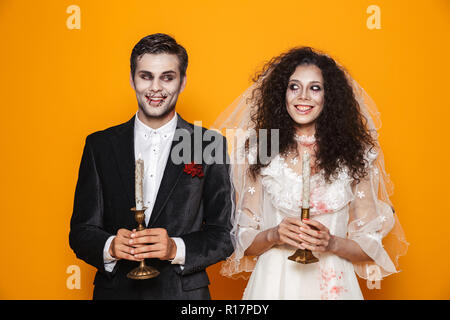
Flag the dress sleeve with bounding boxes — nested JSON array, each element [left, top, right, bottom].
[[221, 145, 264, 279], [347, 148, 402, 280]]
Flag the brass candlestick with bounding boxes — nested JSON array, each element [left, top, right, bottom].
[[127, 207, 160, 280], [288, 207, 319, 264]]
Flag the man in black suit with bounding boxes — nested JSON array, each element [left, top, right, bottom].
[[69, 33, 233, 299]]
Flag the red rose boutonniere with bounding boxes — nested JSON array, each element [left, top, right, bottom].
[[184, 162, 204, 178]]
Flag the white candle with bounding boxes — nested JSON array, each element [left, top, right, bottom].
[[135, 157, 144, 210], [302, 150, 310, 209]]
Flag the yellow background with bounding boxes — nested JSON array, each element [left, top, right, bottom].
[[0, 0, 449, 299]]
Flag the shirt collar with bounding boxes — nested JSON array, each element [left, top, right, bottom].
[[134, 111, 178, 139]]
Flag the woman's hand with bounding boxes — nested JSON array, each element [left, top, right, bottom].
[[267, 217, 304, 249], [297, 219, 336, 253]]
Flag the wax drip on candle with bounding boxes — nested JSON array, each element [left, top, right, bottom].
[[302, 150, 311, 209], [135, 155, 144, 210]]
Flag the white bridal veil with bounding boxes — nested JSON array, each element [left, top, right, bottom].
[[211, 62, 409, 281]]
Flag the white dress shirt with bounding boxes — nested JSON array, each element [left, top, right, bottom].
[[103, 111, 186, 272]]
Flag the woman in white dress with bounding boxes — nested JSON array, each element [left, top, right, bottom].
[[217, 47, 408, 299]]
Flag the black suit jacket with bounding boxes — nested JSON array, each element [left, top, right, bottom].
[[69, 114, 234, 299]]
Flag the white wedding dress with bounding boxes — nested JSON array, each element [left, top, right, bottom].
[[222, 148, 399, 300]]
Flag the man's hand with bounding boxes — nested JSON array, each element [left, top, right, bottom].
[[128, 228, 177, 261], [109, 228, 143, 261]]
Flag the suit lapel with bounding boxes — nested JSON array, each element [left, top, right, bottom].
[[147, 114, 194, 227], [110, 116, 136, 209]]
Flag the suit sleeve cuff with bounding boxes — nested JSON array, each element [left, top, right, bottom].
[[103, 235, 118, 272], [170, 237, 186, 266]]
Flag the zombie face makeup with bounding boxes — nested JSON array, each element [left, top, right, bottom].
[[131, 53, 186, 122], [285, 64, 325, 133]]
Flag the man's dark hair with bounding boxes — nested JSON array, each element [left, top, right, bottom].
[[130, 33, 188, 79]]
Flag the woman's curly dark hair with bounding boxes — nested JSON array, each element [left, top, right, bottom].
[[248, 46, 375, 183]]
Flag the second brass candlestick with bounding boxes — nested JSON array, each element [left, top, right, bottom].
[[127, 207, 160, 280], [288, 207, 319, 264]]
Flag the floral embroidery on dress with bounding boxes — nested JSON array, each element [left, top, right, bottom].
[[319, 265, 348, 300], [248, 186, 256, 195], [356, 191, 365, 199], [260, 154, 354, 217]]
